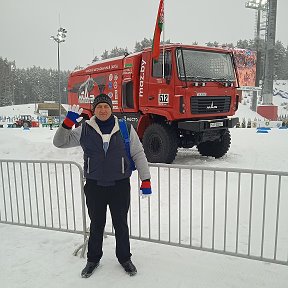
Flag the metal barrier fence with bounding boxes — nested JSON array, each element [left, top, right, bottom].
[[1, 159, 288, 266], [0, 159, 87, 252], [106, 164, 288, 266]]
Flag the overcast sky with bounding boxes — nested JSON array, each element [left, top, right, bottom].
[[1, 0, 287, 71]]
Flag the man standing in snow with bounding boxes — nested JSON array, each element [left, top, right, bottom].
[[53, 93, 152, 278]]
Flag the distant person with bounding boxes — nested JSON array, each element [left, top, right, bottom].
[[53, 94, 152, 278]]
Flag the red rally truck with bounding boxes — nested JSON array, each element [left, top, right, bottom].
[[68, 44, 239, 163]]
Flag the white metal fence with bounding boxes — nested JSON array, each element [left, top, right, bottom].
[[1, 160, 288, 266], [0, 160, 87, 240]]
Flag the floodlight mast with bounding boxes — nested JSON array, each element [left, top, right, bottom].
[[50, 27, 67, 121], [261, 0, 277, 105], [245, 0, 268, 87]]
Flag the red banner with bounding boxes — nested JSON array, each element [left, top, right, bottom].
[[152, 0, 164, 62]]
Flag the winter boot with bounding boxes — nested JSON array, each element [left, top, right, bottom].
[[81, 261, 99, 278], [121, 259, 137, 276]]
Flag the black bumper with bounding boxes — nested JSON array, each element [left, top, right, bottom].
[[178, 117, 239, 132]]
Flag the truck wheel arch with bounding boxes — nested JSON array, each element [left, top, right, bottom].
[[137, 114, 168, 139]]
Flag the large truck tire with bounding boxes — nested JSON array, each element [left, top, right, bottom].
[[197, 129, 231, 158], [142, 123, 178, 163]]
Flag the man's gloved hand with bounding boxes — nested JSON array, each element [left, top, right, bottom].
[[140, 179, 152, 199], [63, 105, 83, 129]]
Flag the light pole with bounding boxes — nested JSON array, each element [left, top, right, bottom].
[[10, 63, 16, 106], [50, 27, 67, 122], [49, 69, 54, 99], [261, 0, 278, 105], [245, 0, 267, 87], [245, 0, 268, 111]]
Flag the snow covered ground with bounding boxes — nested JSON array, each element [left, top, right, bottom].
[[2, 224, 288, 288], [0, 102, 288, 287]]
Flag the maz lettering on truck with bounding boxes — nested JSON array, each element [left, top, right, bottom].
[[139, 59, 146, 97]]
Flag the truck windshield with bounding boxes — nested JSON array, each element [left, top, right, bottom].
[[176, 49, 235, 82]]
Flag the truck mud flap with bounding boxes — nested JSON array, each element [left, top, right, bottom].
[[178, 117, 239, 132]]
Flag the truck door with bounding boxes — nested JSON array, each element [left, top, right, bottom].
[[147, 50, 173, 109]]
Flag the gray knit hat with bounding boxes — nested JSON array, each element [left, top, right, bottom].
[[92, 94, 113, 111]]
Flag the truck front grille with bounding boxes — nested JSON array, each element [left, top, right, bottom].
[[190, 96, 231, 114]]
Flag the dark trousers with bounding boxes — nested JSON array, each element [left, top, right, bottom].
[[84, 178, 131, 264]]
